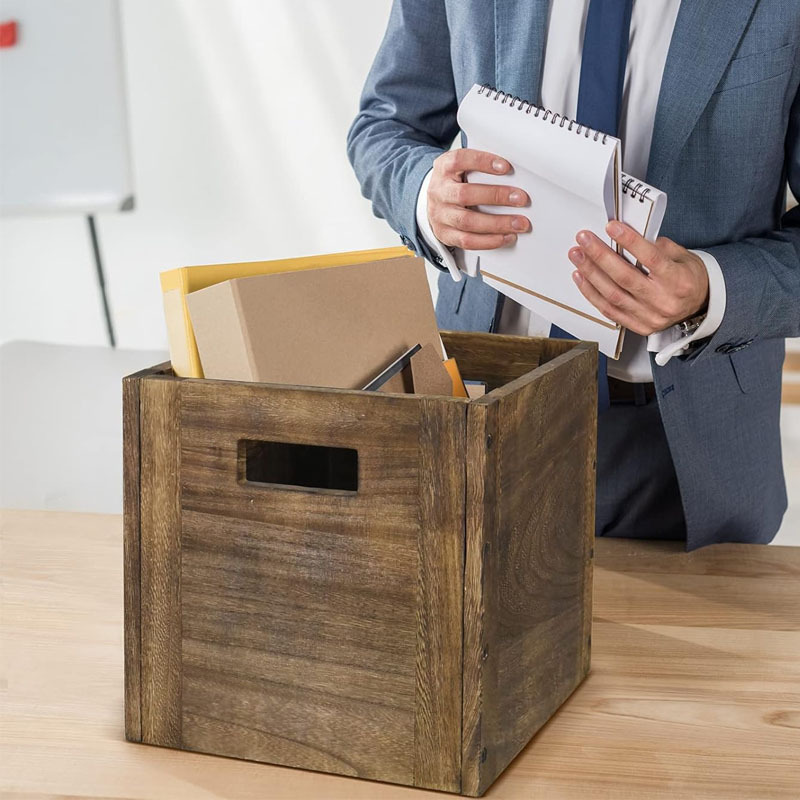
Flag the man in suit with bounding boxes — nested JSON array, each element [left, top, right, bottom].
[[347, 0, 800, 549]]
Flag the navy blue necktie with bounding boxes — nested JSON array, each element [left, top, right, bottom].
[[550, 0, 633, 412]]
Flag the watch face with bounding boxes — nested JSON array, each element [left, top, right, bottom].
[[679, 315, 704, 336]]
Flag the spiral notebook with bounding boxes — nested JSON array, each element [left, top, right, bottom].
[[457, 83, 666, 359], [618, 174, 668, 272]]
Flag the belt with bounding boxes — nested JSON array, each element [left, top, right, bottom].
[[607, 377, 656, 406]]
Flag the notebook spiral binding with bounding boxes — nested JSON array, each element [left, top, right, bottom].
[[622, 175, 651, 203], [477, 83, 610, 144]]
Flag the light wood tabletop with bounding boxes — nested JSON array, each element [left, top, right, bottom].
[[2, 508, 799, 799]]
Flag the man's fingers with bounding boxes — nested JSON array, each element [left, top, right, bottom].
[[606, 221, 668, 272], [569, 248, 635, 312], [575, 230, 654, 300], [438, 180, 529, 208], [571, 269, 627, 325], [436, 224, 517, 251], [436, 205, 530, 235], [437, 148, 511, 179], [571, 271, 657, 335]]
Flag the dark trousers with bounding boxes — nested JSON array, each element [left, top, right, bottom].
[[595, 395, 687, 541]]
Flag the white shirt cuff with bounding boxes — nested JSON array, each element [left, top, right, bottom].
[[650, 249, 727, 367], [415, 169, 483, 279], [415, 169, 462, 282]]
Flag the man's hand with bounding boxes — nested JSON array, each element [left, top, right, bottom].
[[428, 149, 531, 250], [570, 221, 710, 336]]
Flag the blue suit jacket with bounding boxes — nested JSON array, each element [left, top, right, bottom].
[[347, 0, 800, 549]]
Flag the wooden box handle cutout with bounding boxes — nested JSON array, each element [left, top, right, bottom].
[[237, 439, 358, 494]]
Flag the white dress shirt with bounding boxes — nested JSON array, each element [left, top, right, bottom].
[[416, 0, 726, 382]]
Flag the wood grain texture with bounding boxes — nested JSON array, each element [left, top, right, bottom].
[[467, 342, 597, 795], [122, 363, 169, 743], [4, 509, 800, 800], [461, 398, 498, 796], [122, 373, 142, 742], [176, 378, 468, 788], [414, 397, 467, 792], [441, 330, 547, 391], [579, 352, 598, 679], [138, 376, 182, 747], [122, 339, 593, 794]]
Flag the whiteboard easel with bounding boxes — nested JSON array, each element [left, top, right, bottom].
[[0, 0, 134, 345]]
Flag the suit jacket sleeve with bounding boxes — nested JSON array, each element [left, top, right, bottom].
[[346, 0, 459, 265], [690, 80, 800, 361]]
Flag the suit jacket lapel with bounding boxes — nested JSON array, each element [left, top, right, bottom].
[[493, 0, 550, 103], [647, 0, 759, 188]]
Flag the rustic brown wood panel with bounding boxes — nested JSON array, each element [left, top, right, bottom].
[[177, 380, 463, 787], [440, 331, 543, 390], [466, 342, 597, 795], [535, 336, 586, 364], [122, 374, 142, 742], [122, 340, 595, 793], [138, 376, 182, 748], [461, 398, 499, 796], [580, 354, 597, 679], [413, 397, 467, 792]]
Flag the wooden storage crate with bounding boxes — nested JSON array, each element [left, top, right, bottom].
[[122, 331, 597, 796]]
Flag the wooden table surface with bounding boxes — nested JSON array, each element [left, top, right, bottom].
[[2, 508, 799, 799]]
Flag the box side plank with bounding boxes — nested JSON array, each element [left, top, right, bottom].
[[581, 368, 596, 679], [414, 398, 467, 792], [122, 375, 142, 742], [139, 376, 183, 747], [177, 382, 463, 788], [466, 344, 597, 795], [461, 400, 499, 796]]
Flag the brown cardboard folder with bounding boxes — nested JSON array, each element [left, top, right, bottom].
[[185, 255, 443, 391], [160, 245, 411, 378]]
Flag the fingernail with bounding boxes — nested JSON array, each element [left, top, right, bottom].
[[572, 271, 583, 286], [607, 221, 623, 237], [503, 233, 517, 245], [511, 216, 528, 231], [570, 248, 585, 263], [577, 230, 591, 246], [493, 159, 508, 173], [508, 190, 523, 204]]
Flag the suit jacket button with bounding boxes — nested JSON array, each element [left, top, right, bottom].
[[400, 235, 416, 252]]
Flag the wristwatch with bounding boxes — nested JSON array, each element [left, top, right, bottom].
[[677, 312, 707, 337]]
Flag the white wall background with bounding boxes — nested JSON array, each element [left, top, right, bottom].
[[0, 0, 400, 351]]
